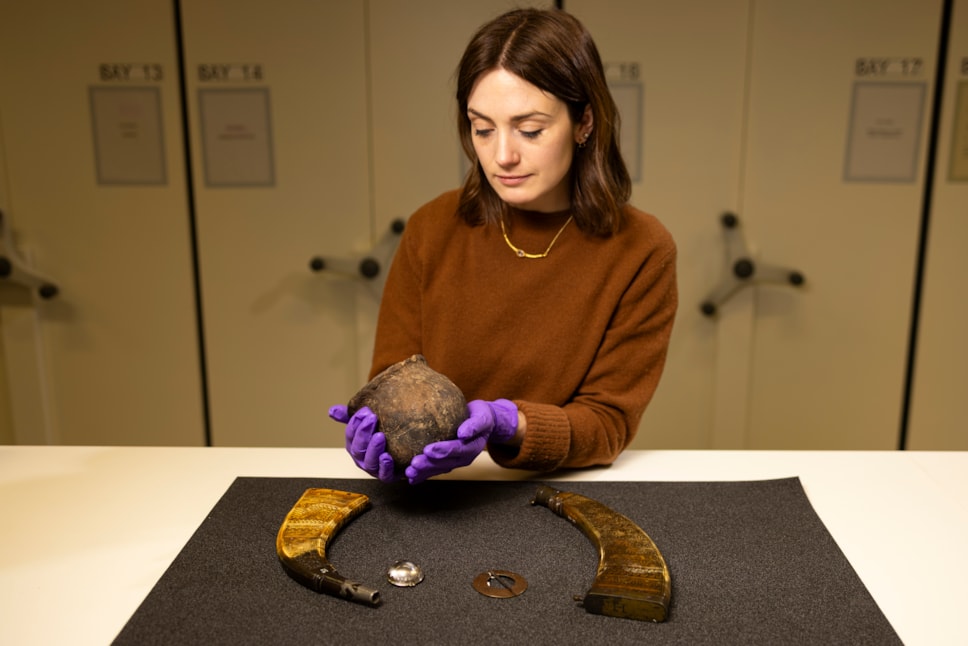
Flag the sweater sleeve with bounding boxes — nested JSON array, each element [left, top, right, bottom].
[[489, 239, 678, 472]]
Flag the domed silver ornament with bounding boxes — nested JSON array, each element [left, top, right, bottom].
[[386, 560, 425, 587]]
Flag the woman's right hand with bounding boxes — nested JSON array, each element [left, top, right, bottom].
[[328, 405, 398, 482]]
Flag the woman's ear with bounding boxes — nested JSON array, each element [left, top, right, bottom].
[[576, 104, 594, 143]]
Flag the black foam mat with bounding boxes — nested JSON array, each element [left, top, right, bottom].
[[113, 477, 901, 645]]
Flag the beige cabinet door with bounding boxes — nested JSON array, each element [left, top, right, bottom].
[[572, 0, 944, 449], [908, 0, 968, 450], [741, 0, 942, 449], [0, 0, 204, 445], [179, 1, 371, 447]]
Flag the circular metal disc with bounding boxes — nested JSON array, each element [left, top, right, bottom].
[[386, 560, 424, 587], [472, 570, 528, 598]]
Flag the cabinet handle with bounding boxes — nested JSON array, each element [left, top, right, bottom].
[[700, 212, 804, 317], [309, 218, 405, 281], [0, 209, 59, 299]]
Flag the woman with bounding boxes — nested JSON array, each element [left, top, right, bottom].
[[330, 8, 677, 484]]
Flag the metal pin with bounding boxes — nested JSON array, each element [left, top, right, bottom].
[[472, 570, 528, 598], [487, 571, 515, 592]]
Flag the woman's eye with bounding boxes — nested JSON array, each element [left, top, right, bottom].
[[521, 129, 543, 140], [473, 128, 493, 138]]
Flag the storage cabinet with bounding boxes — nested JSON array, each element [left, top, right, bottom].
[[0, 1, 962, 450]]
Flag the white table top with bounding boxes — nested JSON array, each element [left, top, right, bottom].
[[1, 447, 965, 645]]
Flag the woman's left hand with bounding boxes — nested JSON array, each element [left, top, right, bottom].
[[405, 399, 518, 484]]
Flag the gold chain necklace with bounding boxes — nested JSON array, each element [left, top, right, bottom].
[[500, 215, 574, 259]]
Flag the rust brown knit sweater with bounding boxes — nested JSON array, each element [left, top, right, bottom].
[[371, 189, 677, 472]]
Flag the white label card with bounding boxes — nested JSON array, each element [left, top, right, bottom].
[[199, 88, 275, 187], [844, 82, 926, 183]]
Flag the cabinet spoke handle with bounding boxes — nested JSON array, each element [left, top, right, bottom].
[[700, 212, 804, 317], [309, 218, 405, 281], [0, 209, 59, 300]]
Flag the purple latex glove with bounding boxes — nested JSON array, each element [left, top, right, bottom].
[[328, 405, 397, 483], [405, 399, 518, 485]]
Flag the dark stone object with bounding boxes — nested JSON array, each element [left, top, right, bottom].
[[347, 354, 468, 473]]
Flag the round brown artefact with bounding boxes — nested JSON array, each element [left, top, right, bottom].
[[347, 355, 468, 474]]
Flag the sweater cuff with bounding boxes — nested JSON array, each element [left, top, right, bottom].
[[488, 401, 571, 472]]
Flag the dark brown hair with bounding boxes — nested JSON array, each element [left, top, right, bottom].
[[456, 8, 631, 236]]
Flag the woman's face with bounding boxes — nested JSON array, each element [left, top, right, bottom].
[[467, 68, 590, 213]]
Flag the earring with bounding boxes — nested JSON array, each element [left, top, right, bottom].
[[578, 132, 590, 148]]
